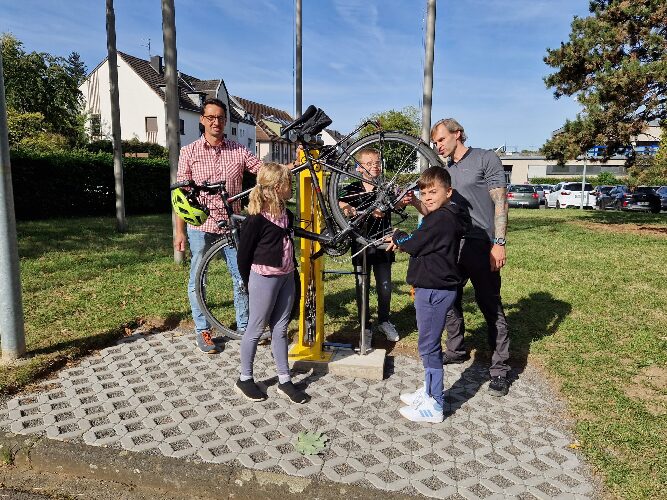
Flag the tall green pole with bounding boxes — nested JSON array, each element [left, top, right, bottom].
[[0, 49, 26, 361], [106, 0, 127, 232], [420, 0, 436, 171], [161, 0, 183, 264]]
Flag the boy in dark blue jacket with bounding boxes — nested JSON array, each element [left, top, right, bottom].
[[388, 166, 467, 423]]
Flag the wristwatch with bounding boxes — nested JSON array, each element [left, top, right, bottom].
[[494, 237, 506, 246]]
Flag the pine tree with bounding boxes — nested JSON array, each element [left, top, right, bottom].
[[542, 0, 667, 162]]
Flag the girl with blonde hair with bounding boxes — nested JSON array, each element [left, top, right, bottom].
[[236, 163, 308, 403]]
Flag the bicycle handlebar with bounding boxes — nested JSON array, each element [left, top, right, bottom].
[[170, 180, 194, 190], [170, 180, 227, 194]]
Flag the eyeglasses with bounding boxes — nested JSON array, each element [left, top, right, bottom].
[[361, 161, 381, 168], [202, 115, 226, 123]]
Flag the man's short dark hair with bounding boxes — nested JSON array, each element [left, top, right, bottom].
[[418, 166, 451, 190], [201, 98, 227, 117]]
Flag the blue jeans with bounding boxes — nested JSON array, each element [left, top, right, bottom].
[[187, 227, 249, 333], [415, 287, 457, 408]]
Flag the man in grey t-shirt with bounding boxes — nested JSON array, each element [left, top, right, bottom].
[[414, 118, 510, 396]]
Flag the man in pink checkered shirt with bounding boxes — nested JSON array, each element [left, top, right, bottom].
[[174, 98, 262, 353]]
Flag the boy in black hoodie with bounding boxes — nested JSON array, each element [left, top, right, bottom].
[[387, 166, 467, 423]]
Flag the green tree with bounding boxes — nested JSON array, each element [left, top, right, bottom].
[[593, 171, 617, 186], [542, 0, 667, 162], [627, 127, 667, 185], [1, 33, 85, 146], [66, 52, 87, 86], [355, 107, 421, 175], [357, 106, 420, 138]]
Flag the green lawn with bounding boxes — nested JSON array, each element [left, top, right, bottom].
[[2, 209, 666, 498]]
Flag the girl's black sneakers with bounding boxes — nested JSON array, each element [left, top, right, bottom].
[[277, 381, 310, 404], [235, 379, 267, 401]]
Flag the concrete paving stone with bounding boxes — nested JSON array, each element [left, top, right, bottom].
[[82, 424, 120, 446], [278, 456, 323, 477], [411, 476, 459, 498], [364, 471, 411, 492], [0, 330, 600, 499]]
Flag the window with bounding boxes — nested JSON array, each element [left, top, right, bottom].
[[272, 143, 280, 160], [231, 127, 237, 136], [145, 117, 158, 143], [90, 114, 101, 137], [248, 139, 252, 149], [179, 119, 185, 135], [145, 117, 158, 132]]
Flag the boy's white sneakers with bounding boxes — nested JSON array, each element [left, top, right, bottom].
[[376, 321, 400, 342], [400, 385, 427, 406], [399, 395, 443, 423]]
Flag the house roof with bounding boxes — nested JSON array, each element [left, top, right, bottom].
[[118, 52, 201, 112], [325, 128, 346, 141], [233, 96, 293, 143]]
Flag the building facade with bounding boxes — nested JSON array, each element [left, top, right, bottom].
[[80, 53, 254, 148]]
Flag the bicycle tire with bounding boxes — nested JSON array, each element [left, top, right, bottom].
[[194, 238, 269, 341], [326, 131, 442, 247]]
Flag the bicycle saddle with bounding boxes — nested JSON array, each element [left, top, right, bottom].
[[282, 105, 333, 140]]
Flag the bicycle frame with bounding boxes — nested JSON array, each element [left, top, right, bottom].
[[224, 133, 411, 251]]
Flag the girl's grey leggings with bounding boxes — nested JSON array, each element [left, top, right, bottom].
[[240, 270, 295, 379]]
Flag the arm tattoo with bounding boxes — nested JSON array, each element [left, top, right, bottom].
[[489, 187, 508, 239]]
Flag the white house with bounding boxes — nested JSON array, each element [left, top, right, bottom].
[[232, 96, 296, 164], [80, 53, 255, 149]]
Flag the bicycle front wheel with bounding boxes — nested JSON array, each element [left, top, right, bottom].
[[327, 131, 442, 247], [195, 238, 267, 341]]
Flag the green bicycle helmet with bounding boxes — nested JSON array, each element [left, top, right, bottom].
[[171, 188, 209, 226]]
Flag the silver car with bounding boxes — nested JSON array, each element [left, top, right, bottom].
[[507, 184, 540, 208]]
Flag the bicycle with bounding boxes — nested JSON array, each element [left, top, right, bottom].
[[171, 105, 443, 340]]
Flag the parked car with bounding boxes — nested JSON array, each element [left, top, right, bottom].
[[540, 184, 554, 200], [506, 184, 540, 208], [529, 184, 545, 205], [592, 185, 615, 209], [621, 186, 662, 213], [596, 185, 629, 210], [546, 182, 596, 209], [656, 186, 667, 212]]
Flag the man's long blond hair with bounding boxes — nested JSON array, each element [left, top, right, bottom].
[[248, 162, 292, 217]]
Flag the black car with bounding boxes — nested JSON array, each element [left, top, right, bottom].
[[597, 185, 629, 210], [593, 185, 615, 209], [622, 186, 661, 213], [655, 186, 667, 212]]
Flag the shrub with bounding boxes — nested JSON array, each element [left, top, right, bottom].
[[10, 150, 171, 219], [593, 171, 617, 186], [16, 132, 69, 153], [85, 139, 168, 158], [6, 110, 46, 147]]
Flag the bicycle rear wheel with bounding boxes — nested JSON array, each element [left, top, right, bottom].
[[195, 238, 269, 341], [327, 131, 442, 247]]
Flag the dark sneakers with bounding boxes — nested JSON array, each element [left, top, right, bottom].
[[235, 379, 267, 401], [488, 376, 510, 397], [443, 353, 470, 365], [277, 381, 310, 404]]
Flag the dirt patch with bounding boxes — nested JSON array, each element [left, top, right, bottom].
[[623, 365, 667, 416], [571, 220, 667, 237]]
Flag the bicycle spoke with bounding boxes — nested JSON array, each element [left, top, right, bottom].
[[327, 131, 442, 248]]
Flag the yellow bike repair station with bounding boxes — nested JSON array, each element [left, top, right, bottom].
[[287, 149, 385, 380], [288, 148, 332, 363]]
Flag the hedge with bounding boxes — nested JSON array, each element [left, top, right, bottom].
[[10, 149, 258, 220], [10, 149, 172, 219]]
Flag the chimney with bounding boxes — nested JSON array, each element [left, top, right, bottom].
[[150, 55, 163, 74]]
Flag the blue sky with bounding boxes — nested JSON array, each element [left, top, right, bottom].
[[0, 0, 590, 150]]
